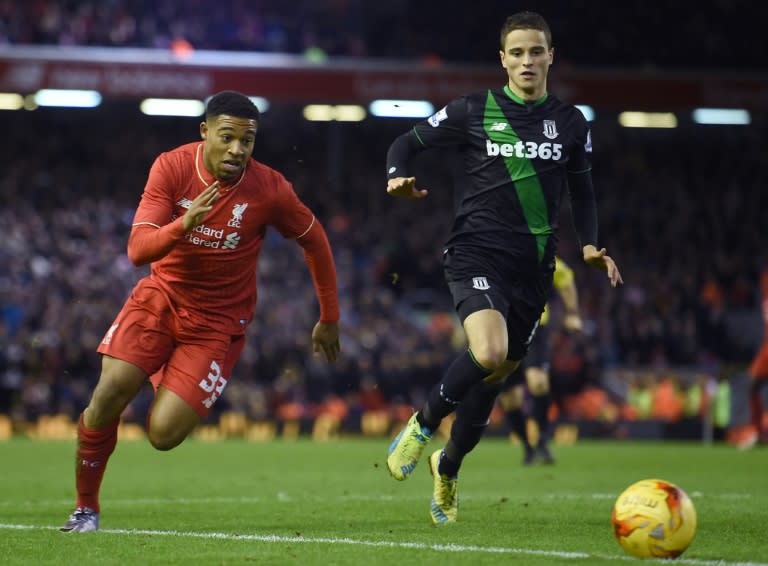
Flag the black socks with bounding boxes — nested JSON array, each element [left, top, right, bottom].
[[532, 393, 551, 445], [439, 380, 503, 477], [418, 349, 490, 431], [506, 408, 532, 451]]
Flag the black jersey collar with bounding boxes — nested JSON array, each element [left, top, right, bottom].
[[503, 84, 548, 106]]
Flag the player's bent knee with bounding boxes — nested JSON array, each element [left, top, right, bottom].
[[484, 372, 507, 385], [484, 359, 518, 384], [146, 418, 191, 451], [147, 429, 185, 451], [147, 387, 201, 451], [471, 348, 508, 373], [526, 367, 550, 395], [146, 411, 198, 450], [498, 386, 523, 411], [87, 358, 147, 424]]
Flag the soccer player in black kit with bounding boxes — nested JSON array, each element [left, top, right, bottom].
[[385, 11, 623, 524]]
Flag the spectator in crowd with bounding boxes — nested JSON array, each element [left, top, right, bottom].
[[740, 267, 768, 449], [0, 70, 765, 442], [0, 1, 762, 70]]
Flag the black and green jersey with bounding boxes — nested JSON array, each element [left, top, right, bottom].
[[387, 85, 595, 274]]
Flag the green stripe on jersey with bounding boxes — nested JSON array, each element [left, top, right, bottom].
[[483, 90, 550, 262]]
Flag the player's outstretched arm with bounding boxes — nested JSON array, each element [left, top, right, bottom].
[[386, 177, 428, 199], [312, 321, 340, 362], [583, 244, 623, 287]]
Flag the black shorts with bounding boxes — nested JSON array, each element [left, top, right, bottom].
[[503, 325, 550, 389], [443, 246, 552, 361], [523, 323, 550, 370]]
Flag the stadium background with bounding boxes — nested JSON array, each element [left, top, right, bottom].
[[0, 0, 766, 446]]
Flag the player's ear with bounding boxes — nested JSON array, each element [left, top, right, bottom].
[[200, 121, 208, 140]]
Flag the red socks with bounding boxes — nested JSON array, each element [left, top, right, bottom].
[[74, 413, 119, 513]]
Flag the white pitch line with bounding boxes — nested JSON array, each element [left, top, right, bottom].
[[1, 495, 397, 508], [0, 523, 766, 566], [0, 491, 757, 508]]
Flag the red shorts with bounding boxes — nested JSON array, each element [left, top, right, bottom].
[[97, 279, 246, 418], [750, 343, 768, 381]]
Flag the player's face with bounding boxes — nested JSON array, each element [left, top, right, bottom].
[[499, 28, 553, 100], [200, 114, 258, 180]]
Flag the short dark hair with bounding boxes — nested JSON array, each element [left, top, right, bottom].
[[205, 90, 260, 122], [500, 11, 552, 50]]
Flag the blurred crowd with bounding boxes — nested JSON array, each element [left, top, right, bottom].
[[0, 0, 764, 70], [0, 101, 764, 432]]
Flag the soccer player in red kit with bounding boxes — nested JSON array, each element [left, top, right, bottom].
[[61, 91, 341, 532], [742, 267, 768, 449]]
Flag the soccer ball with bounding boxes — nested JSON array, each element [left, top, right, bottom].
[[611, 479, 697, 559]]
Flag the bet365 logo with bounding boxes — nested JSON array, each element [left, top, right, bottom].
[[486, 139, 562, 160]]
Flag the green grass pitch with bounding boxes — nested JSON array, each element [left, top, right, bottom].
[[0, 437, 766, 565]]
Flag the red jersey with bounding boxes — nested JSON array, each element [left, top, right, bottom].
[[128, 142, 338, 335], [749, 268, 768, 379]]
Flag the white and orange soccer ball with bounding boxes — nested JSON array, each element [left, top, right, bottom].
[[611, 479, 697, 559]]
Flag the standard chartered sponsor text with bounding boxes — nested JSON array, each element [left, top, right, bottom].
[[186, 224, 224, 248]]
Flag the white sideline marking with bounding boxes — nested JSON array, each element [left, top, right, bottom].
[[0, 523, 766, 566], [0, 491, 755, 508]]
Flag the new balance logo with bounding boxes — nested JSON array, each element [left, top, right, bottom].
[[489, 122, 508, 131], [472, 277, 490, 290], [428, 106, 448, 127], [176, 198, 193, 209]]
